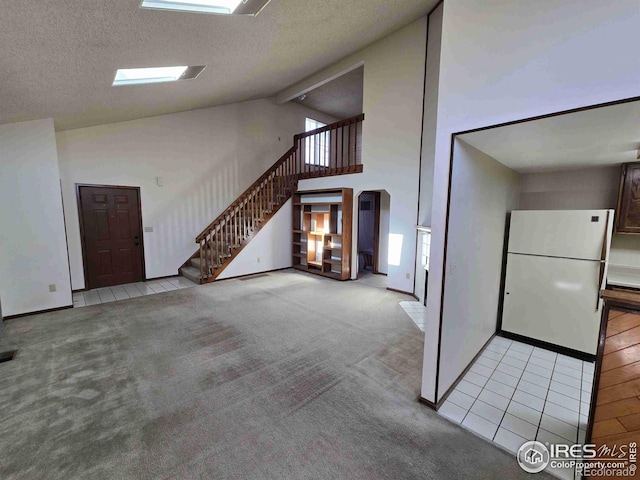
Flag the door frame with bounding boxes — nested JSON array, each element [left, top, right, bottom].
[[76, 183, 146, 290], [357, 190, 381, 275]]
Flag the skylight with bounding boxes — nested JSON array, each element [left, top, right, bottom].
[[112, 66, 206, 86], [140, 0, 270, 16]]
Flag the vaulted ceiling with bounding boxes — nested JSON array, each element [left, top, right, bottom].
[[0, 0, 435, 131], [293, 66, 363, 120]]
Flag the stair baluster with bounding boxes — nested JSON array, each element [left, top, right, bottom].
[[184, 114, 364, 284]]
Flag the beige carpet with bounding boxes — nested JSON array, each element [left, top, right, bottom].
[[0, 269, 550, 479]]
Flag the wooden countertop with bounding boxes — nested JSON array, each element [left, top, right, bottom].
[[601, 288, 640, 309]]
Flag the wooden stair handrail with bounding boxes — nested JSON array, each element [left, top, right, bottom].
[[294, 113, 364, 140], [195, 145, 296, 242], [191, 113, 365, 283], [194, 113, 364, 243]]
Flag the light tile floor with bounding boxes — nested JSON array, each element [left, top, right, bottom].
[[399, 300, 426, 332], [72, 276, 198, 308], [438, 336, 594, 480]]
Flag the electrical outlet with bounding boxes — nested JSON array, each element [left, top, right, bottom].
[[144, 226, 153, 233], [405, 273, 410, 280], [257, 257, 261, 263], [49, 284, 57, 292]]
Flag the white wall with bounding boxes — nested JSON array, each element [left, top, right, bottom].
[[217, 200, 292, 279], [438, 139, 519, 396], [423, 0, 640, 402], [57, 99, 336, 290], [518, 166, 619, 210], [0, 119, 72, 316], [418, 3, 442, 227], [610, 235, 640, 268], [414, 4, 443, 307], [277, 18, 427, 293]]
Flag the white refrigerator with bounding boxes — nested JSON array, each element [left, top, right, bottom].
[[501, 210, 614, 355]]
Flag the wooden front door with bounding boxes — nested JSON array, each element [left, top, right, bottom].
[[78, 185, 144, 289]]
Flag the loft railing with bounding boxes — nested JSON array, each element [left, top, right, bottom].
[[294, 113, 364, 178], [194, 113, 364, 282]]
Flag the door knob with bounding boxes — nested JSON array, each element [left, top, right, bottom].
[[135, 242, 140, 246]]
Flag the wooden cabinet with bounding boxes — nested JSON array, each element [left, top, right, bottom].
[[615, 162, 640, 233], [292, 188, 353, 280]]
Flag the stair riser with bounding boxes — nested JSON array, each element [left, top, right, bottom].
[[180, 267, 202, 284]]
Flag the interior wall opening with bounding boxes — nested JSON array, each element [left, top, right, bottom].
[[355, 190, 389, 289]]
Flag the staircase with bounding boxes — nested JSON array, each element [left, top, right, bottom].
[[180, 113, 364, 284]]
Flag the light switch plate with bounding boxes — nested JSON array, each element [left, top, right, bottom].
[[49, 284, 57, 292], [144, 227, 153, 232]]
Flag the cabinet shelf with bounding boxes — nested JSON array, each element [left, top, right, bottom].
[[323, 259, 342, 266], [294, 202, 342, 206], [291, 188, 352, 281]]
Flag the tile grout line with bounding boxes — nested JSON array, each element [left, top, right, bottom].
[[534, 351, 559, 443], [574, 361, 586, 480], [110, 285, 132, 301], [491, 344, 534, 442], [460, 339, 511, 427], [133, 282, 150, 296]]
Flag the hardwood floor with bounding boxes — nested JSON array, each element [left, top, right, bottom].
[[592, 309, 640, 451]]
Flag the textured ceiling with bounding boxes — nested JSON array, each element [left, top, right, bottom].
[[0, 0, 434, 131], [459, 100, 640, 173], [292, 66, 363, 120]]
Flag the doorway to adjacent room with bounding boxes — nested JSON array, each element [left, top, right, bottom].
[[356, 190, 389, 289]]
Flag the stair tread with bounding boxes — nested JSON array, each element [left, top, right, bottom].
[[181, 266, 200, 274], [180, 266, 205, 284]]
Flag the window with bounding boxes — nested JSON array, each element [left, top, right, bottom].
[[305, 118, 329, 167]]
